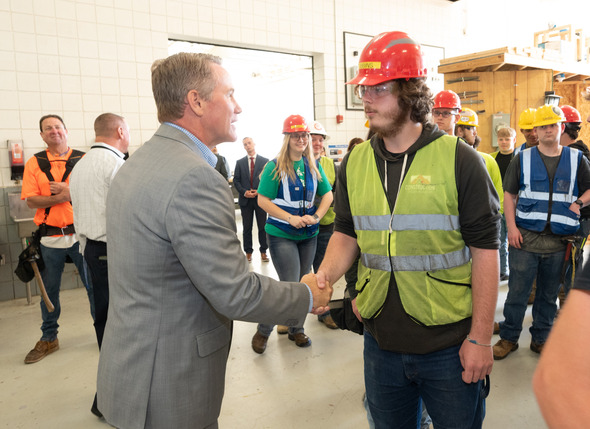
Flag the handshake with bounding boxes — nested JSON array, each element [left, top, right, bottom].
[[301, 272, 333, 315]]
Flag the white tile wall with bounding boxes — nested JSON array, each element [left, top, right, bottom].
[[0, 0, 587, 189]]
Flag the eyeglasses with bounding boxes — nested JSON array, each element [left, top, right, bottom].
[[355, 82, 395, 99], [432, 110, 457, 118], [290, 133, 309, 141]]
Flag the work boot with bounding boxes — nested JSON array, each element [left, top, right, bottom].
[[276, 325, 289, 335], [288, 332, 311, 348], [318, 314, 338, 329], [24, 338, 59, 364], [493, 321, 500, 335], [251, 331, 269, 354], [493, 339, 518, 360], [530, 341, 545, 354]]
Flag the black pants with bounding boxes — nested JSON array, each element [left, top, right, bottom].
[[240, 199, 268, 254], [84, 239, 109, 349]]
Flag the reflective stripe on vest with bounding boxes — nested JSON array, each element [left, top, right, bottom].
[[516, 146, 581, 235], [347, 137, 472, 325]]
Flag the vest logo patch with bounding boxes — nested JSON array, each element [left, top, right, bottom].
[[407, 175, 436, 192], [410, 175, 431, 185]]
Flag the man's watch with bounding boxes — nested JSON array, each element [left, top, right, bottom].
[[575, 199, 584, 207], [313, 213, 320, 221]]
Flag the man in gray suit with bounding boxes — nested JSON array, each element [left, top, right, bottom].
[[97, 52, 333, 429]]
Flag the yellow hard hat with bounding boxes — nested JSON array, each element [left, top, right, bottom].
[[533, 105, 565, 127], [457, 108, 479, 127], [518, 108, 536, 130]]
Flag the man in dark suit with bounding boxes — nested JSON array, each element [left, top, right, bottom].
[[233, 137, 269, 262], [96, 52, 333, 429]]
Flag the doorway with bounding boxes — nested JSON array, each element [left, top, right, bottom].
[[168, 40, 315, 176]]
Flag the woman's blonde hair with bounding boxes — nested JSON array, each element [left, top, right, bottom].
[[272, 134, 321, 183]]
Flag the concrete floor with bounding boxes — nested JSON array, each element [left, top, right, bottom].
[[0, 212, 549, 429]]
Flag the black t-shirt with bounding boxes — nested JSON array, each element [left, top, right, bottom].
[[494, 152, 514, 180], [334, 123, 501, 354], [503, 148, 590, 253]]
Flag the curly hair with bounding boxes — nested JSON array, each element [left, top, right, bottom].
[[392, 78, 433, 125]]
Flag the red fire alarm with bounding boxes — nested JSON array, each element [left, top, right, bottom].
[[336, 114, 343, 124]]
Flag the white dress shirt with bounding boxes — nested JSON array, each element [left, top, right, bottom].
[[70, 142, 125, 253]]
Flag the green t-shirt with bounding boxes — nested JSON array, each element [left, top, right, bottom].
[[258, 158, 331, 240]]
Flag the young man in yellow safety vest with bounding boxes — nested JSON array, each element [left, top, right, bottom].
[[314, 31, 501, 428]]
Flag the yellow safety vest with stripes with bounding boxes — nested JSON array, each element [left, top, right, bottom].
[[347, 137, 473, 326], [318, 156, 336, 226]]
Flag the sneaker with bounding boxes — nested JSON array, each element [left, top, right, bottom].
[[24, 338, 59, 364], [530, 341, 545, 354], [493, 321, 500, 335], [276, 325, 289, 335], [493, 339, 518, 360], [319, 314, 338, 330]]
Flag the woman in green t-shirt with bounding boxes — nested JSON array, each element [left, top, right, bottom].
[[250, 115, 333, 354]]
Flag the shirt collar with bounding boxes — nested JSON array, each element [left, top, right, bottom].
[[93, 142, 126, 159], [164, 122, 217, 168]]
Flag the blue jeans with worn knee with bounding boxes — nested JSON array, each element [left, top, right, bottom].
[[499, 215, 509, 276], [257, 233, 317, 336], [364, 331, 486, 429], [499, 246, 565, 344], [40, 242, 94, 341]]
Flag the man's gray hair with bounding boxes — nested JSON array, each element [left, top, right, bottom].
[[151, 53, 222, 123]]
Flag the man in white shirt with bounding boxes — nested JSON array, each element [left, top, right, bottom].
[[70, 112, 129, 418], [71, 112, 129, 348]]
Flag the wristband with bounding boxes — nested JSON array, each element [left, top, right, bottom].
[[466, 335, 491, 347]]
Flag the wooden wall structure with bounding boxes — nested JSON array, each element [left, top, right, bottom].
[[439, 47, 590, 154]]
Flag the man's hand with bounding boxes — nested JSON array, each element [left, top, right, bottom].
[[245, 189, 257, 198], [459, 339, 493, 383], [301, 273, 333, 314], [48, 181, 71, 203], [507, 226, 523, 248]]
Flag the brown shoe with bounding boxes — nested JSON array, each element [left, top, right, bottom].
[[261, 252, 269, 262], [24, 339, 59, 364], [288, 332, 311, 347], [530, 341, 545, 354], [276, 325, 289, 335], [493, 339, 518, 360], [319, 314, 338, 330], [246, 253, 252, 262], [493, 321, 500, 335], [251, 331, 269, 354]]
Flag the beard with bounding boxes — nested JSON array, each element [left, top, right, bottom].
[[368, 103, 410, 140]]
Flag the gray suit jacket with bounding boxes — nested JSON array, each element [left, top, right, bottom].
[[97, 124, 310, 429]]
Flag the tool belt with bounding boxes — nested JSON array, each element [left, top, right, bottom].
[[39, 223, 76, 237]]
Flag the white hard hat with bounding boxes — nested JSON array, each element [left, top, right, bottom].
[[309, 121, 329, 140]]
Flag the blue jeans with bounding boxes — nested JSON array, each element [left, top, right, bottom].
[[257, 233, 317, 336], [364, 331, 486, 429], [499, 215, 508, 276], [499, 246, 565, 344], [40, 242, 94, 341]]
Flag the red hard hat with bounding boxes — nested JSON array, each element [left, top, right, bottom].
[[345, 31, 427, 86], [434, 90, 461, 110], [283, 114, 310, 134], [561, 105, 582, 123]]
